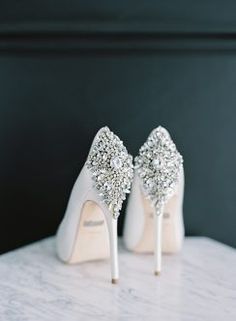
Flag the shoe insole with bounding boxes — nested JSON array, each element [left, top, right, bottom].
[[69, 200, 110, 263]]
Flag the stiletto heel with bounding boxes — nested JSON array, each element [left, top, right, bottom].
[[154, 212, 163, 275], [124, 126, 184, 274], [56, 127, 133, 283], [106, 214, 119, 283]]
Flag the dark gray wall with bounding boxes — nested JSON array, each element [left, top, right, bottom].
[[0, 0, 236, 253]]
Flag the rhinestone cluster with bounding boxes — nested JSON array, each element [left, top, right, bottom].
[[86, 127, 134, 219], [135, 126, 183, 215]]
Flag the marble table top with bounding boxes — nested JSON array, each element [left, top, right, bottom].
[[0, 237, 235, 321]]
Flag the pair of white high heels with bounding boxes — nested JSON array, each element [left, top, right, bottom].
[[56, 126, 184, 284]]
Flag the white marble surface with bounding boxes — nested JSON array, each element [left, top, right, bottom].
[[0, 237, 235, 321]]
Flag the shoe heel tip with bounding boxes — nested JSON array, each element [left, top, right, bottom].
[[154, 271, 161, 276], [111, 278, 118, 284]]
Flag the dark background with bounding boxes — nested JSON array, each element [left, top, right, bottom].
[[0, 0, 236, 254]]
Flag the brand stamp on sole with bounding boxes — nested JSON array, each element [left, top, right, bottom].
[[83, 220, 104, 227]]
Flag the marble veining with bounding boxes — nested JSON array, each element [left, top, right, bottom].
[[0, 237, 235, 321]]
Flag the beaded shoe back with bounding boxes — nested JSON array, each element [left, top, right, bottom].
[[86, 127, 134, 219], [135, 126, 183, 215]]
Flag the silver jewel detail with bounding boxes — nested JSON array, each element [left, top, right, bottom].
[[110, 156, 123, 170], [135, 126, 183, 215], [86, 127, 134, 219], [152, 157, 164, 169]]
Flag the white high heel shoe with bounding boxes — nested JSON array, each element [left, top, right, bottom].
[[56, 127, 133, 283], [123, 126, 184, 275]]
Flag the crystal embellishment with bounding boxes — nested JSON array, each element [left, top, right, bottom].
[[135, 126, 183, 215], [110, 156, 123, 170], [86, 127, 134, 219]]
